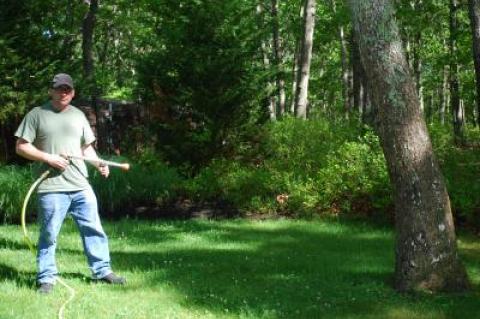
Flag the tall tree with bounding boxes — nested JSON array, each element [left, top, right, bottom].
[[449, 0, 464, 144], [290, 4, 304, 114], [348, 0, 469, 292], [469, 0, 480, 125], [257, 2, 276, 120], [82, 0, 101, 148], [294, 0, 317, 119], [330, 0, 352, 118], [82, 0, 98, 84], [270, 0, 286, 116]]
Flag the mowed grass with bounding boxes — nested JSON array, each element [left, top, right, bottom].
[[1, 218, 480, 319]]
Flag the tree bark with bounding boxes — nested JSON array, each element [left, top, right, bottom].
[[62, 0, 77, 63], [294, 0, 317, 119], [450, 0, 464, 145], [290, 4, 304, 114], [468, 0, 480, 126], [331, 0, 351, 118], [1, 123, 8, 162], [440, 64, 448, 125], [82, 0, 101, 150], [257, 2, 276, 120], [348, 0, 469, 292], [351, 33, 364, 114], [82, 0, 98, 83], [270, 0, 286, 116], [412, 32, 423, 112]]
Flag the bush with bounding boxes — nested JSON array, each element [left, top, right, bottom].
[[428, 123, 480, 227], [0, 165, 34, 223], [184, 159, 277, 213], [185, 117, 392, 217], [263, 122, 390, 216], [90, 153, 183, 218]]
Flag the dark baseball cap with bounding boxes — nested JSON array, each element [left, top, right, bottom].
[[52, 73, 74, 89]]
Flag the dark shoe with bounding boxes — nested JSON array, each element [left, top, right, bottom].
[[37, 283, 54, 294], [98, 273, 126, 285]]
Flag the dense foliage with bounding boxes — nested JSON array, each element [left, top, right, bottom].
[[1, 0, 480, 230], [3, 118, 480, 229]]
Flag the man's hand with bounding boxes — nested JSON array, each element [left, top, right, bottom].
[[98, 164, 110, 178], [45, 154, 69, 171], [16, 139, 70, 171]]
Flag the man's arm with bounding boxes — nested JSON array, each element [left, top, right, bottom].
[[16, 138, 69, 170], [82, 143, 109, 178]]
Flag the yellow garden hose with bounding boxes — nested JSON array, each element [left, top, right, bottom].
[[21, 170, 50, 252], [21, 169, 76, 319]]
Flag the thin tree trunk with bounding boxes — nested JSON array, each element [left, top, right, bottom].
[[82, 0, 100, 149], [413, 33, 423, 112], [63, 1, 76, 63], [468, 0, 480, 126], [82, 0, 98, 83], [331, 0, 351, 118], [1, 123, 8, 163], [290, 43, 300, 114], [440, 65, 448, 124], [348, 0, 469, 292], [290, 4, 305, 114], [450, 0, 464, 145], [270, 0, 286, 116], [351, 33, 364, 114], [294, 0, 317, 119], [257, 3, 276, 120]]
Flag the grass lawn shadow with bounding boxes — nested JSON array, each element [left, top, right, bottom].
[[107, 219, 414, 318]]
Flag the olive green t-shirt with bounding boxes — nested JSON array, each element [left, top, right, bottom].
[[15, 102, 96, 193]]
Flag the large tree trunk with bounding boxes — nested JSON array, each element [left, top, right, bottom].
[[294, 0, 317, 119], [468, 0, 480, 126], [348, 0, 469, 292], [270, 0, 286, 116], [450, 0, 464, 145]]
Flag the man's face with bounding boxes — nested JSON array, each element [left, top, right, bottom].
[[50, 85, 75, 108]]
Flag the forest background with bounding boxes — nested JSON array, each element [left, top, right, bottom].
[[1, 0, 480, 233]]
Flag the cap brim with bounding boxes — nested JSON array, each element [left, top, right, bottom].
[[52, 82, 74, 89]]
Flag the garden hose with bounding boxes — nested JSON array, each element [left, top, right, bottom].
[[21, 169, 76, 319], [21, 170, 50, 252]]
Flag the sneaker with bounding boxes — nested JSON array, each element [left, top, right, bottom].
[[98, 273, 126, 285], [37, 283, 54, 294]]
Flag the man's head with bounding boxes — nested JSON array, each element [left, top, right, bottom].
[[49, 73, 75, 110]]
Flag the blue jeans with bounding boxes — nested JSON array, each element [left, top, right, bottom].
[[36, 187, 112, 284]]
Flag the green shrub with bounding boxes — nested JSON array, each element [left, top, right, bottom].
[[426, 122, 480, 226], [90, 154, 183, 217], [185, 118, 392, 217], [184, 159, 277, 213], [0, 165, 33, 223]]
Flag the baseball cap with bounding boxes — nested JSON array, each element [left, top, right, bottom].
[[52, 73, 74, 89]]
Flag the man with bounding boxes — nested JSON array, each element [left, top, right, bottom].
[[15, 73, 126, 294]]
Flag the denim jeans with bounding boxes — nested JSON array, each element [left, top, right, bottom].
[[36, 187, 112, 284]]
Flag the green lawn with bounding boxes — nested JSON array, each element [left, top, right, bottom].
[[1, 218, 480, 319]]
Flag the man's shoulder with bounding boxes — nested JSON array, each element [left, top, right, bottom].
[[24, 103, 49, 117], [68, 105, 87, 116]]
